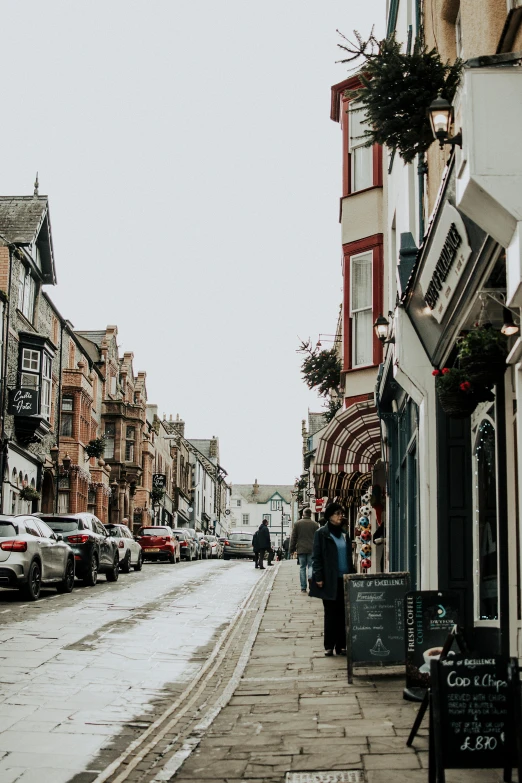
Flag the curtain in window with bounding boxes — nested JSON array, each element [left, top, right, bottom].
[[349, 105, 373, 192], [351, 253, 373, 367]]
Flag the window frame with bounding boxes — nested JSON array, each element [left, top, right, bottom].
[[17, 338, 55, 421], [348, 102, 374, 193], [350, 251, 374, 369], [17, 265, 36, 323]]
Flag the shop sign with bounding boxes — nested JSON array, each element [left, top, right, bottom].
[[405, 590, 460, 689], [152, 473, 166, 489], [419, 203, 472, 324], [7, 388, 39, 416]]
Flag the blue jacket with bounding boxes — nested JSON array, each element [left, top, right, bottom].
[[310, 524, 354, 601]]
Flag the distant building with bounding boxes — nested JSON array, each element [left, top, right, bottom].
[[229, 481, 296, 547]]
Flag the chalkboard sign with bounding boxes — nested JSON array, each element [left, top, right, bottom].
[[345, 572, 410, 683], [405, 590, 460, 689], [431, 656, 521, 774]]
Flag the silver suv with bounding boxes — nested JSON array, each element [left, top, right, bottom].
[[0, 515, 76, 601]]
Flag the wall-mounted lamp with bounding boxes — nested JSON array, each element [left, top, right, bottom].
[[501, 307, 520, 336], [50, 445, 59, 464], [428, 95, 462, 150], [62, 453, 72, 472], [373, 314, 395, 344]]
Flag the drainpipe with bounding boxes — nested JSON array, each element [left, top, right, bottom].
[[417, 155, 427, 245], [54, 318, 65, 512]]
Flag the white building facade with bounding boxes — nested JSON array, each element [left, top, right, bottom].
[[229, 481, 296, 548]]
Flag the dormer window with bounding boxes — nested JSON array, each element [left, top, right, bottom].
[[17, 265, 36, 322]]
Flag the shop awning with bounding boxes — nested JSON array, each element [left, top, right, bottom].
[[314, 399, 381, 499]]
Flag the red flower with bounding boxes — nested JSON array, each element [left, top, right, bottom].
[[460, 381, 471, 392], [441, 368, 451, 375], [432, 369, 440, 376]]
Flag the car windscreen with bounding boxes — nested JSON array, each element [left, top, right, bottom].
[[105, 526, 121, 537], [41, 518, 81, 533], [229, 533, 253, 542], [172, 530, 187, 537], [0, 521, 17, 537], [138, 528, 169, 536], [207, 536, 216, 542]]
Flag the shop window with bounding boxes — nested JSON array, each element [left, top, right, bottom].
[[17, 266, 36, 322], [125, 426, 135, 462], [104, 422, 115, 459], [351, 252, 373, 367], [349, 104, 373, 192], [473, 418, 498, 621], [60, 395, 74, 437]]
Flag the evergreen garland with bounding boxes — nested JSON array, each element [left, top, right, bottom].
[[297, 341, 342, 398], [340, 32, 462, 164]]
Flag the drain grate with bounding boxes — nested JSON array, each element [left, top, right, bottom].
[[285, 773, 364, 783]]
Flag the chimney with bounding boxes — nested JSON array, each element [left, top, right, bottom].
[[252, 478, 259, 496], [172, 414, 185, 438]]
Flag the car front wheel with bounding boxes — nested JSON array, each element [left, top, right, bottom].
[[120, 551, 131, 573], [133, 551, 143, 571], [22, 560, 42, 601], [106, 555, 119, 582], [57, 557, 75, 593]]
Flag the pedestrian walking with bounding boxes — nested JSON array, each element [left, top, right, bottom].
[[253, 529, 261, 568], [276, 546, 283, 561], [256, 518, 271, 570], [289, 507, 319, 593], [309, 502, 354, 656], [282, 536, 290, 559]]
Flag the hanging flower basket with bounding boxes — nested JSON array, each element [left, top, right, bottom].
[[457, 326, 508, 388], [85, 436, 106, 461], [19, 486, 40, 502], [150, 487, 164, 505], [433, 367, 485, 419]]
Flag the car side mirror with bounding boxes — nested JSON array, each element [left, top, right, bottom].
[[175, 535, 180, 541], [56, 533, 63, 542]]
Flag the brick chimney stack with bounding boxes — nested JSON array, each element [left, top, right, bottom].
[[252, 478, 259, 497], [172, 413, 185, 438]]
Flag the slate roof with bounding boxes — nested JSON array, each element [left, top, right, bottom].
[[0, 196, 56, 284], [232, 484, 294, 504], [75, 333, 102, 364], [308, 412, 327, 437]]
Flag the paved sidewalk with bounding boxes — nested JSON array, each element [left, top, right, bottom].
[[169, 561, 510, 783]]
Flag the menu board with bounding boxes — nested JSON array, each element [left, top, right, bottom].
[[405, 590, 461, 689], [431, 656, 519, 771], [345, 572, 410, 683]]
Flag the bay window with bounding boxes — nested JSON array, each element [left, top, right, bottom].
[[18, 336, 55, 421], [349, 104, 373, 192], [125, 426, 135, 462], [350, 252, 373, 367], [104, 422, 115, 459]]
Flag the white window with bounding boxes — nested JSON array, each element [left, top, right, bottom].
[[349, 103, 373, 192], [41, 353, 52, 421], [18, 266, 36, 322], [351, 252, 373, 367], [22, 349, 40, 373], [242, 514, 249, 525], [263, 513, 271, 523], [236, 499, 241, 507], [455, 8, 463, 58], [104, 422, 115, 459], [271, 499, 282, 511]]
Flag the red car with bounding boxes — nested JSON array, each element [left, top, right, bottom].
[[136, 526, 181, 564]]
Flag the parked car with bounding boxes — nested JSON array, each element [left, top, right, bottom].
[[172, 529, 197, 561], [0, 514, 75, 600], [206, 535, 222, 559], [222, 531, 255, 560], [185, 528, 202, 559], [136, 526, 181, 563], [197, 533, 211, 559], [105, 524, 143, 572], [39, 513, 119, 586]]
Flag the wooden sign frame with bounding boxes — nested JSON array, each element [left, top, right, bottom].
[[344, 571, 410, 684]]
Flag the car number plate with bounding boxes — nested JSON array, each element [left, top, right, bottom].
[[146, 547, 161, 552]]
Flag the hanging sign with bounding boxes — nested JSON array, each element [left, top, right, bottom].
[[405, 590, 461, 689], [8, 388, 39, 416], [345, 571, 410, 683], [152, 473, 166, 489], [431, 656, 521, 778], [419, 203, 472, 323]]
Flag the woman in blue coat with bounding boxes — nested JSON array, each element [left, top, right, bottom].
[[310, 502, 354, 656]]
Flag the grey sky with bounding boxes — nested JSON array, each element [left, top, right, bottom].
[[1, 1, 383, 485]]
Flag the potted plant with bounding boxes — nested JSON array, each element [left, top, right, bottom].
[[85, 436, 106, 461], [150, 487, 164, 505], [19, 486, 41, 502], [457, 325, 508, 388], [433, 367, 494, 418]]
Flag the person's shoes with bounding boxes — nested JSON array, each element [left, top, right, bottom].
[[324, 649, 334, 657], [336, 649, 347, 656], [267, 563, 274, 566], [259, 566, 265, 570], [301, 589, 307, 593]]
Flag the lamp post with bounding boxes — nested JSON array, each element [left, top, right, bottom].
[[428, 95, 462, 149]]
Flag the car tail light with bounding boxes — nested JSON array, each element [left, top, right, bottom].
[[68, 534, 90, 544], [224, 540, 230, 546], [180, 540, 188, 547], [118, 540, 125, 548], [0, 540, 27, 552]]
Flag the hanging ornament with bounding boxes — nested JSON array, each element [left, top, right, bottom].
[[360, 543, 371, 556], [361, 557, 372, 569], [360, 529, 371, 543], [358, 516, 370, 529], [360, 504, 371, 516]]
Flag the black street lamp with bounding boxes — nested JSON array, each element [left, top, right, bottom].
[[428, 95, 462, 149]]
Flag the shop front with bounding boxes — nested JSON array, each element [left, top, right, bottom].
[[402, 156, 519, 657]]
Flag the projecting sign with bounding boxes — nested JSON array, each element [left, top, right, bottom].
[[152, 473, 166, 488], [419, 203, 472, 324], [8, 388, 39, 416]]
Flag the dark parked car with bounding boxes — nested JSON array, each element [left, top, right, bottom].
[[39, 513, 119, 586], [0, 515, 75, 601], [172, 529, 197, 561]]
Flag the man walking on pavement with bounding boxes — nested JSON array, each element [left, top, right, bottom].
[[256, 518, 271, 570], [282, 535, 290, 560], [290, 507, 319, 593]]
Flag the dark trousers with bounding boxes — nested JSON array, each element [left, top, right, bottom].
[[322, 578, 346, 652], [255, 550, 266, 568]]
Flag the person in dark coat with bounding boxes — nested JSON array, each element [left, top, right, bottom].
[[310, 502, 354, 656], [256, 519, 271, 570], [252, 529, 261, 568], [282, 536, 290, 559]]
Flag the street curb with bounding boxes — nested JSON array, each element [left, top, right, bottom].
[[91, 563, 278, 783]]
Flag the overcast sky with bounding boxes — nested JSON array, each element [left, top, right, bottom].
[[1, 1, 384, 486]]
